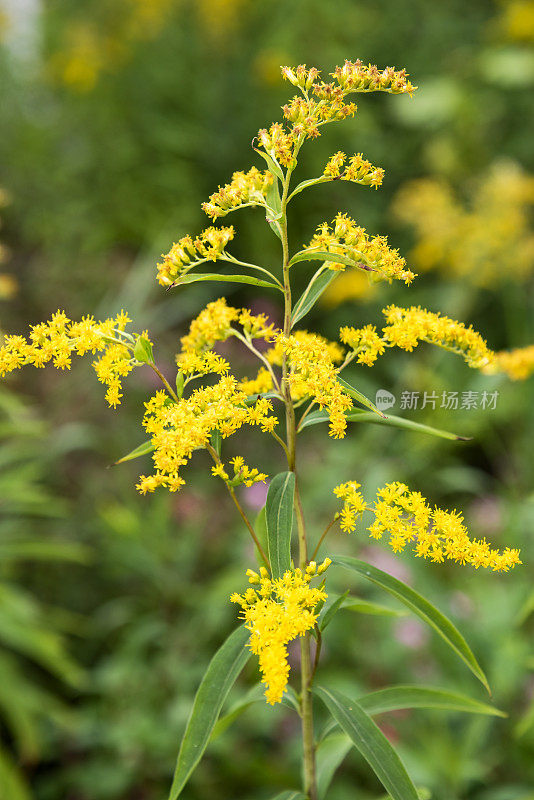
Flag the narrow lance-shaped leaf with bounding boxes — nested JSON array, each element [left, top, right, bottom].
[[289, 250, 366, 270], [113, 439, 154, 466], [315, 685, 419, 800], [253, 147, 284, 181], [316, 732, 352, 799], [299, 408, 469, 441], [266, 472, 295, 579], [357, 685, 505, 718], [168, 626, 250, 800], [169, 273, 282, 291], [337, 377, 386, 418], [287, 175, 330, 202], [332, 556, 489, 692], [291, 266, 336, 327]]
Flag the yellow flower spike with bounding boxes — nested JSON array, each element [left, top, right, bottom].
[[0, 309, 143, 408], [156, 226, 235, 286], [366, 481, 521, 572], [305, 214, 415, 284], [231, 567, 327, 704], [485, 344, 534, 381], [267, 331, 350, 438], [333, 482, 368, 532], [202, 167, 274, 220], [382, 305, 495, 369]]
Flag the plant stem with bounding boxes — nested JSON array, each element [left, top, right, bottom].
[[280, 161, 317, 800], [149, 363, 180, 402], [206, 443, 270, 568]]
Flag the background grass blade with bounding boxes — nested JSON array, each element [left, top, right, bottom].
[[168, 626, 250, 799], [332, 556, 489, 692], [266, 471, 295, 579], [315, 685, 419, 800]]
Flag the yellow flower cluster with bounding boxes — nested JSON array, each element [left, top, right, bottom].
[[306, 213, 415, 284], [394, 163, 534, 286], [323, 152, 385, 188], [332, 59, 417, 96], [238, 367, 274, 396], [231, 567, 328, 704], [333, 482, 368, 532], [179, 298, 277, 355], [366, 482, 521, 572], [176, 350, 229, 378], [211, 456, 267, 487], [339, 324, 385, 366], [202, 167, 274, 220], [486, 344, 534, 381], [257, 61, 415, 170], [268, 332, 350, 438], [382, 305, 495, 369], [0, 309, 140, 408], [136, 379, 277, 495], [156, 226, 235, 286]]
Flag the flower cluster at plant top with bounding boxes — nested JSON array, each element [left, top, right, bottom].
[[304, 213, 415, 284], [334, 481, 521, 572], [202, 167, 274, 219], [0, 309, 144, 407], [323, 151, 385, 188], [253, 61, 415, 169], [156, 226, 235, 286], [393, 162, 534, 287], [231, 564, 329, 704]]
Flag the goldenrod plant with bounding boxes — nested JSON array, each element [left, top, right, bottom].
[[0, 60, 529, 800]]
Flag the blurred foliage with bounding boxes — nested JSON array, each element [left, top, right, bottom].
[[0, 0, 533, 798]]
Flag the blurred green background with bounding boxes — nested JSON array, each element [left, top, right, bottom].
[[0, 1, 533, 798]]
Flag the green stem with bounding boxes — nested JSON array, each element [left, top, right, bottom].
[[279, 157, 317, 800], [206, 443, 270, 568]]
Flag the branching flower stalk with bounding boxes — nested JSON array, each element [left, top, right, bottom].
[[0, 60, 529, 800]]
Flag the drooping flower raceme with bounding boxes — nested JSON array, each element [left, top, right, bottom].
[[231, 566, 329, 704], [0, 309, 144, 408], [334, 481, 521, 572]]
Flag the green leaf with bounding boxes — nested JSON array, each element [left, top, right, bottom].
[[357, 685, 505, 718], [319, 591, 350, 631], [287, 175, 330, 202], [210, 683, 265, 741], [265, 472, 295, 579], [133, 335, 155, 365], [315, 685, 419, 800], [298, 408, 469, 441], [331, 556, 489, 692], [170, 273, 282, 291], [254, 147, 284, 181], [0, 747, 31, 800], [342, 598, 407, 618], [289, 250, 376, 272], [175, 371, 185, 398], [317, 732, 352, 799], [337, 377, 386, 418], [291, 267, 336, 327], [113, 439, 154, 466], [168, 626, 250, 799]]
